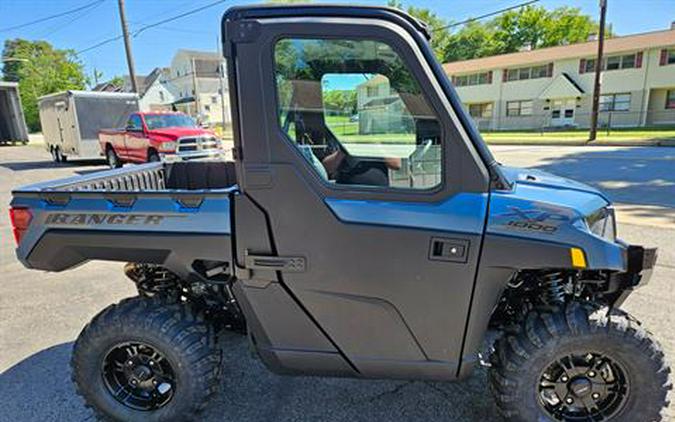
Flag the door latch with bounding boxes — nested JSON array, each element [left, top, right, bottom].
[[244, 250, 306, 272], [429, 237, 470, 263]]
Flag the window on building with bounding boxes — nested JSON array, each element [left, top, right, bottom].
[[274, 38, 442, 190], [666, 90, 675, 109], [506, 100, 533, 117], [585, 54, 638, 72], [505, 64, 552, 82], [467, 103, 493, 118], [600, 93, 631, 111], [159, 91, 165, 102], [211, 96, 218, 104], [204, 105, 211, 112], [454, 72, 491, 87], [669, 50, 675, 65]]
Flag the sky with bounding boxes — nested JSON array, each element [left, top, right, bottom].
[[1, 0, 674, 84]]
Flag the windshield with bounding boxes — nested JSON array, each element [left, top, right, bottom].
[[144, 114, 197, 130]]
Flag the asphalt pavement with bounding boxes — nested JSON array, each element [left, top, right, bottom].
[[1, 144, 674, 421]]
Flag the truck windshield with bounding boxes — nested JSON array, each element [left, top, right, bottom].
[[145, 114, 197, 130]]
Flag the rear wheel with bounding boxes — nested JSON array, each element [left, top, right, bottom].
[[490, 303, 671, 421], [71, 296, 222, 421], [107, 147, 122, 168]]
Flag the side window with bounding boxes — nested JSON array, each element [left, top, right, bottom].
[[127, 115, 143, 130], [274, 38, 442, 190]]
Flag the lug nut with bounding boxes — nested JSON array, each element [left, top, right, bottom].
[[565, 397, 574, 404], [588, 371, 596, 377], [127, 360, 133, 366], [561, 375, 569, 382], [149, 361, 154, 366], [592, 393, 600, 400]]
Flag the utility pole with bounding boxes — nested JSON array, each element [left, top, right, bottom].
[[117, 0, 138, 93], [589, 0, 607, 142], [217, 36, 228, 134]]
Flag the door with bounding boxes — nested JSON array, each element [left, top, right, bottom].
[[551, 98, 576, 126], [227, 10, 490, 379], [123, 113, 146, 161]]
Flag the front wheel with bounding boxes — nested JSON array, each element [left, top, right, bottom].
[[71, 296, 222, 421], [490, 303, 671, 421]]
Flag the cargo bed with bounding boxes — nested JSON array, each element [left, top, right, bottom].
[[11, 161, 238, 280]]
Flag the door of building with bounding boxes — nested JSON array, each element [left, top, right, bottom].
[[551, 98, 576, 126]]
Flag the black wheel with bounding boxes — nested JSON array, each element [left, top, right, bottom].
[[147, 149, 160, 163], [71, 296, 222, 421], [107, 147, 122, 169], [51, 146, 61, 163], [490, 302, 671, 421]]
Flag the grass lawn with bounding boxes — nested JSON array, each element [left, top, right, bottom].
[[480, 127, 675, 145]]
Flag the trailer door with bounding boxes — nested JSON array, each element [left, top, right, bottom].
[[226, 10, 490, 379]]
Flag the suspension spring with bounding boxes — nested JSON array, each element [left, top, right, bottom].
[[541, 271, 566, 306]]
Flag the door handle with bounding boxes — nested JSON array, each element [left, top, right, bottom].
[[429, 237, 469, 263]]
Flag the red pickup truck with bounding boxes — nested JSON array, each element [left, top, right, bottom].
[[99, 111, 223, 168]]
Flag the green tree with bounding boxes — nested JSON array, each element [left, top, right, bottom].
[[387, 0, 452, 60], [442, 21, 500, 63], [2, 39, 87, 131]]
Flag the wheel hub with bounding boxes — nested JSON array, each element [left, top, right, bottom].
[[102, 342, 176, 411], [569, 377, 593, 397], [538, 352, 629, 420]]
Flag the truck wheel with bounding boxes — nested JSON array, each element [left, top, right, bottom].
[[147, 150, 160, 163], [490, 302, 671, 421], [106, 147, 122, 169], [71, 296, 222, 422]]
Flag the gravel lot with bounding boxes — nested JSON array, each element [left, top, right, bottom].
[[1, 144, 673, 421]]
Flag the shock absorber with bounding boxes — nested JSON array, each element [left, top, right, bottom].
[[541, 271, 566, 306]]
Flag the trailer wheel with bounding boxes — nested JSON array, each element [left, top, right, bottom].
[[106, 146, 122, 169], [72, 295, 222, 422], [490, 302, 672, 421], [50, 146, 61, 163]]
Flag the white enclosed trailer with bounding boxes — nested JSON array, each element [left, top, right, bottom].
[[38, 91, 139, 161], [0, 82, 29, 145]]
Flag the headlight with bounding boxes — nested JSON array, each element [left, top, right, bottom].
[[586, 206, 616, 241], [159, 141, 177, 152]]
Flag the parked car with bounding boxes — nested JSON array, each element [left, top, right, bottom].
[[38, 91, 139, 162], [98, 111, 223, 168], [9, 5, 670, 422]]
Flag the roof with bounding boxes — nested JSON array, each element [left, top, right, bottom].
[[174, 49, 221, 60], [443, 28, 675, 74]]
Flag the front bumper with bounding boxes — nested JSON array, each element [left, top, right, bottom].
[[609, 244, 657, 306]]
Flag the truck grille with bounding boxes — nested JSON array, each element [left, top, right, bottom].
[[177, 136, 219, 153]]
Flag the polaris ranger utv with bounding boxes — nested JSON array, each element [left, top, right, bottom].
[[9, 5, 671, 421]]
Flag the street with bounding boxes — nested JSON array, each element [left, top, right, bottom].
[[1, 144, 674, 421]]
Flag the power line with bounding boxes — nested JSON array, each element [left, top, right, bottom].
[[133, 0, 228, 37], [75, 0, 228, 55], [432, 0, 540, 32], [38, 1, 107, 39], [0, 0, 106, 33]]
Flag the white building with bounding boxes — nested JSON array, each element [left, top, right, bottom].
[[93, 67, 176, 112], [443, 26, 675, 131], [168, 49, 230, 128]]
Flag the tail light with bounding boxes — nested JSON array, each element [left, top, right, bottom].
[[9, 207, 32, 246]]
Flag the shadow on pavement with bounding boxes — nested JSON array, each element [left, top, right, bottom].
[[0, 335, 500, 422], [531, 147, 675, 209], [0, 342, 94, 421]]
